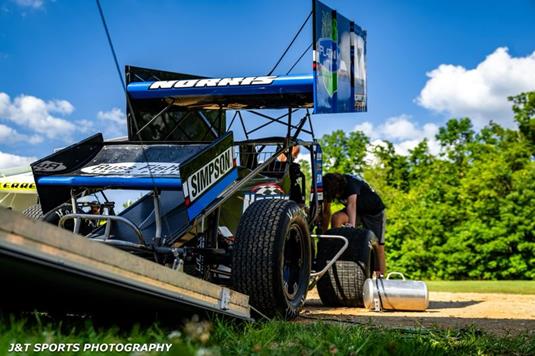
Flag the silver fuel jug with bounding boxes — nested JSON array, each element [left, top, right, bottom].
[[363, 272, 429, 311]]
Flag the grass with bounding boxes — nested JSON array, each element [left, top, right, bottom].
[[1, 281, 534, 355], [1, 313, 534, 356], [425, 280, 535, 294]]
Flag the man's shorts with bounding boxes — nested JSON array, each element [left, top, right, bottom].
[[358, 210, 386, 245], [340, 208, 386, 245]]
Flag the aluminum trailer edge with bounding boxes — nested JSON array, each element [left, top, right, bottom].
[[0, 207, 251, 321]]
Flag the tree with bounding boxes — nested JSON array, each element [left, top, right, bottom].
[[320, 129, 369, 173], [436, 117, 475, 166], [316, 93, 535, 279], [509, 92, 535, 152], [373, 141, 410, 191]]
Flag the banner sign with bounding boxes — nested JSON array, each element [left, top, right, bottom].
[[313, 0, 367, 114]]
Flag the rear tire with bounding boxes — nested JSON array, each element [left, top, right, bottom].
[[316, 227, 375, 307], [22, 203, 43, 220], [232, 199, 311, 319]]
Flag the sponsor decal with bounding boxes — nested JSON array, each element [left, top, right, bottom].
[[149, 76, 277, 90], [242, 193, 289, 212], [317, 11, 339, 98], [183, 148, 233, 203], [0, 182, 36, 191], [310, 191, 324, 202], [81, 162, 180, 176], [33, 160, 67, 173], [251, 183, 285, 195], [310, 144, 324, 202], [243, 183, 288, 212]]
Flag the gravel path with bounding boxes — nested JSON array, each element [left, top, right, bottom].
[[302, 289, 535, 336]]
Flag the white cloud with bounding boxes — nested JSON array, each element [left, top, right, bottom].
[[97, 107, 124, 125], [379, 114, 420, 141], [0, 151, 36, 169], [75, 119, 95, 134], [0, 123, 42, 144], [0, 93, 128, 144], [354, 114, 440, 156], [0, 92, 77, 140], [363, 139, 387, 166], [353, 121, 374, 137], [13, 0, 43, 9], [417, 47, 535, 127], [46, 99, 74, 115], [97, 107, 127, 138]]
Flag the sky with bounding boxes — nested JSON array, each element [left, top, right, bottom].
[[1, 0, 535, 168]]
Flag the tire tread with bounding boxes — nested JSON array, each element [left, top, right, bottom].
[[316, 227, 371, 307]]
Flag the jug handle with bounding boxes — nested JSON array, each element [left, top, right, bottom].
[[386, 272, 406, 280]]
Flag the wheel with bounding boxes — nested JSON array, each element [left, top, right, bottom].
[[22, 203, 43, 220], [316, 227, 375, 307], [232, 199, 311, 319], [41, 203, 74, 229], [44, 203, 102, 235]]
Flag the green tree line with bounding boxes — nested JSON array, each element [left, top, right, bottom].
[[318, 92, 535, 280]]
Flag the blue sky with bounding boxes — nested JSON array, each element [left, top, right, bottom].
[[1, 0, 535, 167]]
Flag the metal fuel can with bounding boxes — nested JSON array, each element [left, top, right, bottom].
[[363, 272, 429, 311]]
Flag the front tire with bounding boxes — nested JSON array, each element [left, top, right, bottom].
[[232, 199, 311, 319]]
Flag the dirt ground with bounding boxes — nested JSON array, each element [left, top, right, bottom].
[[302, 289, 535, 336]]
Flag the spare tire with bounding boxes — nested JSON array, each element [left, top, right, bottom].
[[232, 199, 311, 319], [316, 227, 376, 307]]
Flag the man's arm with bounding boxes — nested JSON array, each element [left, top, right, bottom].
[[322, 201, 331, 232], [346, 194, 357, 227]]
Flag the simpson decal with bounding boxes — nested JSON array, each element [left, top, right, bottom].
[[149, 76, 277, 90], [81, 162, 180, 176], [184, 148, 233, 202]]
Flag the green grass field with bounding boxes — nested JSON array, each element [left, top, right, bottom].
[[1, 314, 534, 356], [426, 280, 535, 294]]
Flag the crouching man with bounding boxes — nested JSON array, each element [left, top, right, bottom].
[[322, 173, 387, 275]]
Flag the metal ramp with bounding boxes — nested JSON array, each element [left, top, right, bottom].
[[0, 207, 251, 320]]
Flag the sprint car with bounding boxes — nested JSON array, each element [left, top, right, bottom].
[[23, 1, 376, 318]]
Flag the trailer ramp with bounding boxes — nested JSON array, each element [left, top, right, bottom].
[[0, 207, 251, 321]]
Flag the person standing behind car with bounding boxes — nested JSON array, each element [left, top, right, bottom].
[[321, 173, 387, 274]]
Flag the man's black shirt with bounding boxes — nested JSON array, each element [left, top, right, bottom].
[[338, 174, 385, 215]]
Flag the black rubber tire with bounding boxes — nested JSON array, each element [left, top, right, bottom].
[[232, 199, 311, 319], [44, 203, 102, 235], [42, 203, 73, 228], [316, 227, 374, 307], [22, 203, 43, 220], [22, 203, 95, 235]]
